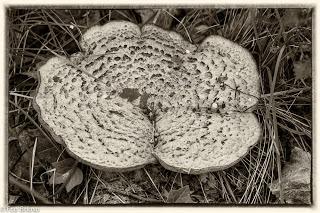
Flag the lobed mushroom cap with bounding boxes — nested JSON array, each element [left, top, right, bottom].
[[153, 109, 261, 174], [34, 20, 261, 173]]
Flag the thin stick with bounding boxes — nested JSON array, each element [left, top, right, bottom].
[[162, 9, 193, 43], [9, 175, 52, 204], [198, 177, 209, 203], [10, 172, 43, 184], [89, 171, 101, 204], [112, 192, 125, 204], [30, 137, 37, 203], [9, 92, 34, 99], [152, 9, 161, 24], [143, 168, 165, 202], [170, 172, 178, 192], [261, 87, 311, 98]]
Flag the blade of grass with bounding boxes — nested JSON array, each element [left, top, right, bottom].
[[162, 9, 193, 43], [29, 137, 37, 203], [269, 45, 286, 204], [143, 168, 165, 202]]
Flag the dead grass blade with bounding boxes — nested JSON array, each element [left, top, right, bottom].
[[143, 168, 165, 202], [269, 45, 286, 204]]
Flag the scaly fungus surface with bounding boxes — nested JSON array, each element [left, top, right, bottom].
[[34, 21, 261, 174]]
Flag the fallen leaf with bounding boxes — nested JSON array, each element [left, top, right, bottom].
[[166, 185, 195, 203], [51, 158, 75, 174], [49, 158, 83, 192], [293, 58, 312, 82], [49, 169, 70, 185], [65, 167, 83, 192], [269, 147, 311, 204]]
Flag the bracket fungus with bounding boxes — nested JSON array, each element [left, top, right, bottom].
[[34, 21, 261, 174]]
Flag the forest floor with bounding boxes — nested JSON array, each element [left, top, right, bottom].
[[7, 8, 312, 205]]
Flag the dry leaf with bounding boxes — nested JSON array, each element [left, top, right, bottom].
[[166, 185, 195, 203], [49, 158, 83, 192], [65, 167, 83, 192], [51, 158, 75, 173], [269, 147, 311, 204], [293, 58, 312, 82]]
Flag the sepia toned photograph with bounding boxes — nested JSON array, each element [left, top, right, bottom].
[[7, 6, 312, 205]]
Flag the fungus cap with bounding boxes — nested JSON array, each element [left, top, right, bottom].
[[34, 20, 261, 173]]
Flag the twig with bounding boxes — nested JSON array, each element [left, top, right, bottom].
[[89, 171, 101, 204], [143, 168, 165, 202], [112, 192, 125, 204], [9, 92, 34, 99], [9, 174, 52, 204], [197, 177, 209, 203], [30, 137, 37, 203], [10, 172, 43, 184], [261, 87, 311, 98], [152, 9, 161, 25]]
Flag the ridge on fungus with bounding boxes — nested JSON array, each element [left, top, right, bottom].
[[34, 20, 261, 174]]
